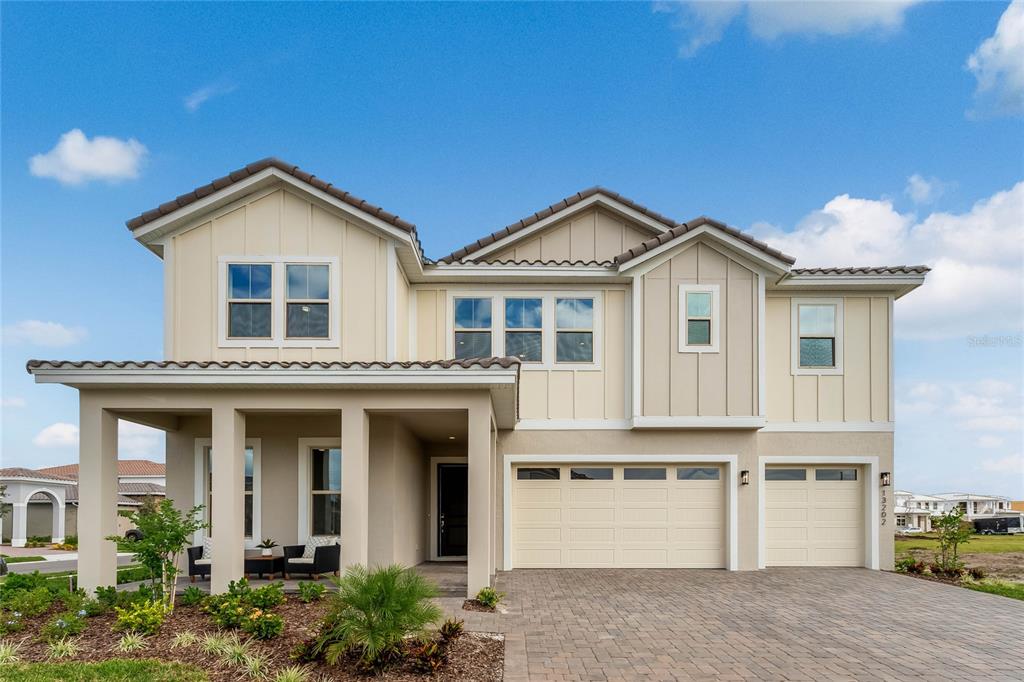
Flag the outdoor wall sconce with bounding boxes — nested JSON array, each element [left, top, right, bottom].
[[740, 470, 750, 485], [880, 471, 891, 487]]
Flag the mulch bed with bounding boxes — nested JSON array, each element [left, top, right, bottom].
[[461, 599, 495, 613], [8, 597, 503, 681]]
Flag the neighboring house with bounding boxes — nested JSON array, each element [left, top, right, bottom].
[[894, 490, 1020, 531], [0, 460, 165, 546], [26, 158, 928, 596], [1013, 501, 1024, 512]]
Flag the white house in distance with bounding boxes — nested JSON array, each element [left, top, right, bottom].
[[894, 490, 1020, 532]]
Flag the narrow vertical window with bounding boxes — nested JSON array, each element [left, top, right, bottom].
[[286, 264, 330, 338], [504, 297, 543, 362], [227, 264, 272, 338], [454, 297, 492, 359], [311, 448, 341, 536], [798, 304, 837, 368], [206, 446, 256, 538], [555, 297, 594, 362], [685, 291, 713, 345]]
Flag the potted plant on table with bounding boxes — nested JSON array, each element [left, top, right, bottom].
[[256, 538, 278, 557]]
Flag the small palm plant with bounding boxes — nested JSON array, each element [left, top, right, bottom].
[[308, 564, 441, 672]]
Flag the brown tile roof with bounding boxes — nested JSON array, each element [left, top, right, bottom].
[[27, 357, 520, 372], [437, 187, 678, 264], [38, 460, 166, 479], [440, 259, 616, 268], [125, 158, 417, 234], [0, 467, 74, 482], [117, 482, 167, 495], [615, 216, 796, 267], [788, 266, 931, 276]]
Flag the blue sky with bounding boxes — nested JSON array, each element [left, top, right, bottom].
[[2, 2, 1022, 497]]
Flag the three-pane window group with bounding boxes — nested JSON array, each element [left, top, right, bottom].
[[454, 296, 594, 363], [227, 263, 331, 339]]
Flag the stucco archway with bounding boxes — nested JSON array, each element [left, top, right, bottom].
[[0, 470, 72, 547]]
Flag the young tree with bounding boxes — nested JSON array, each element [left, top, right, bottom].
[[108, 499, 206, 611], [932, 506, 973, 572]]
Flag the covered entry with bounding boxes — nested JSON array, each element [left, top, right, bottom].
[[508, 457, 736, 569]]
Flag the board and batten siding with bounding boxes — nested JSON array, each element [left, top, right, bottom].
[[483, 208, 655, 263], [640, 243, 758, 417], [168, 188, 391, 362], [413, 288, 627, 420], [765, 295, 890, 423]]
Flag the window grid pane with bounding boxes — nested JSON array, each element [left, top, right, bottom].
[[454, 331, 492, 359], [623, 467, 666, 480], [505, 331, 542, 362], [677, 467, 720, 480], [570, 467, 613, 480], [454, 298, 491, 329], [556, 331, 593, 362], [686, 292, 712, 318], [815, 468, 858, 481], [556, 298, 593, 330], [311, 493, 340, 536], [287, 302, 329, 338], [229, 264, 272, 300], [516, 467, 560, 480], [765, 468, 807, 481], [687, 319, 711, 345], [287, 264, 329, 300], [799, 338, 835, 367], [228, 302, 272, 338], [504, 298, 542, 330], [798, 304, 835, 336]]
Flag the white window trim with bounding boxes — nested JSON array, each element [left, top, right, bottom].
[[193, 437, 261, 548], [445, 290, 603, 371], [790, 297, 844, 376], [678, 284, 720, 353], [296, 437, 341, 544], [217, 255, 341, 349]]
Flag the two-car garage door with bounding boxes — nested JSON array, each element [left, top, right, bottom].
[[511, 463, 725, 568]]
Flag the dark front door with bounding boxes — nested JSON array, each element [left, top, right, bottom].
[[437, 463, 468, 557]]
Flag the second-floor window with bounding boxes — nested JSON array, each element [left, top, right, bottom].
[[286, 264, 330, 338], [454, 297, 492, 359], [504, 297, 542, 362], [555, 297, 593, 363], [228, 264, 273, 338], [791, 298, 844, 375], [678, 284, 719, 352]]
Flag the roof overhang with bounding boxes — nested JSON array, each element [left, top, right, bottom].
[[27, 359, 520, 428], [416, 261, 627, 285], [772, 272, 928, 299]]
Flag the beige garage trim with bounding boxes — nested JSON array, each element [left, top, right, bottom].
[[503, 455, 739, 571], [758, 456, 879, 569]]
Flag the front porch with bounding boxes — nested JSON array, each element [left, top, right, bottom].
[[27, 359, 518, 598]]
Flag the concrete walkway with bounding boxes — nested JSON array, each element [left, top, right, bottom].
[[439, 568, 1024, 681]]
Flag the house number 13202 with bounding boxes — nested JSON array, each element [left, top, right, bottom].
[[880, 489, 887, 526]]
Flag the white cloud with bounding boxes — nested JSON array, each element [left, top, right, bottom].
[[184, 82, 237, 112], [963, 415, 1022, 432], [2, 320, 88, 347], [966, 0, 1024, 117], [117, 422, 164, 457], [33, 422, 79, 448], [1, 397, 26, 408], [904, 174, 953, 205], [977, 435, 1005, 449], [980, 453, 1023, 474], [751, 182, 1024, 340], [29, 129, 147, 185], [657, 1, 922, 55]]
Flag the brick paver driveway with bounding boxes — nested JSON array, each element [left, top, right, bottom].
[[444, 568, 1023, 681]]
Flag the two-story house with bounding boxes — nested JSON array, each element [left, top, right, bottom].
[[27, 159, 927, 596]]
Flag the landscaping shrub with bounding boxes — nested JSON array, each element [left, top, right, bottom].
[[116, 631, 148, 652], [968, 566, 986, 580], [0, 638, 23, 665], [248, 581, 285, 609], [475, 586, 504, 609], [895, 555, 924, 574], [241, 608, 285, 640], [0, 611, 25, 635], [272, 665, 312, 682], [297, 580, 327, 603], [242, 651, 271, 679], [0, 571, 60, 599], [46, 637, 80, 660], [205, 593, 250, 629], [179, 585, 205, 607], [439, 617, 464, 644], [95, 586, 119, 609], [304, 564, 441, 672], [114, 599, 167, 635], [40, 611, 87, 642], [409, 639, 446, 674], [3, 586, 55, 617]]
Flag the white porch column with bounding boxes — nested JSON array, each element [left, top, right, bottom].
[[467, 398, 492, 597], [52, 500, 66, 545], [341, 407, 369, 569], [78, 399, 119, 591], [10, 502, 28, 548], [210, 405, 246, 594]]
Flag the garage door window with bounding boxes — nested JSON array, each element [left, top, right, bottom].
[[765, 468, 806, 481], [677, 467, 720, 480], [815, 468, 857, 481], [517, 467, 560, 480], [570, 467, 613, 480], [623, 467, 666, 480]]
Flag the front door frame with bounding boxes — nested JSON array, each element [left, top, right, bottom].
[[430, 456, 467, 561]]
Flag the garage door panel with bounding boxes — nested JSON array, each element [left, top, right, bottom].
[[766, 526, 807, 543], [766, 507, 808, 522], [512, 464, 725, 569], [766, 547, 808, 563], [813, 488, 859, 505], [767, 487, 808, 503]]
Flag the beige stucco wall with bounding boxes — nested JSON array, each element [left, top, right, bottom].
[[640, 243, 758, 417], [167, 187, 391, 362], [483, 208, 654, 263], [765, 295, 890, 423], [413, 287, 627, 420], [369, 416, 429, 567]]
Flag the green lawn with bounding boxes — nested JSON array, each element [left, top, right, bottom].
[[964, 580, 1024, 601], [0, 659, 208, 681], [0, 556, 46, 563], [895, 533, 1024, 555]]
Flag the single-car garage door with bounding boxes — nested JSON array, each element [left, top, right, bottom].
[[765, 466, 864, 566], [512, 463, 725, 568]]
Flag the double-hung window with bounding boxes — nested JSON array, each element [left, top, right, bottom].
[[311, 448, 341, 536], [454, 297, 492, 359], [228, 264, 273, 338], [792, 298, 843, 374], [504, 297, 543, 362], [201, 443, 257, 540], [678, 285, 719, 352], [286, 264, 330, 338], [555, 297, 593, 363]]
